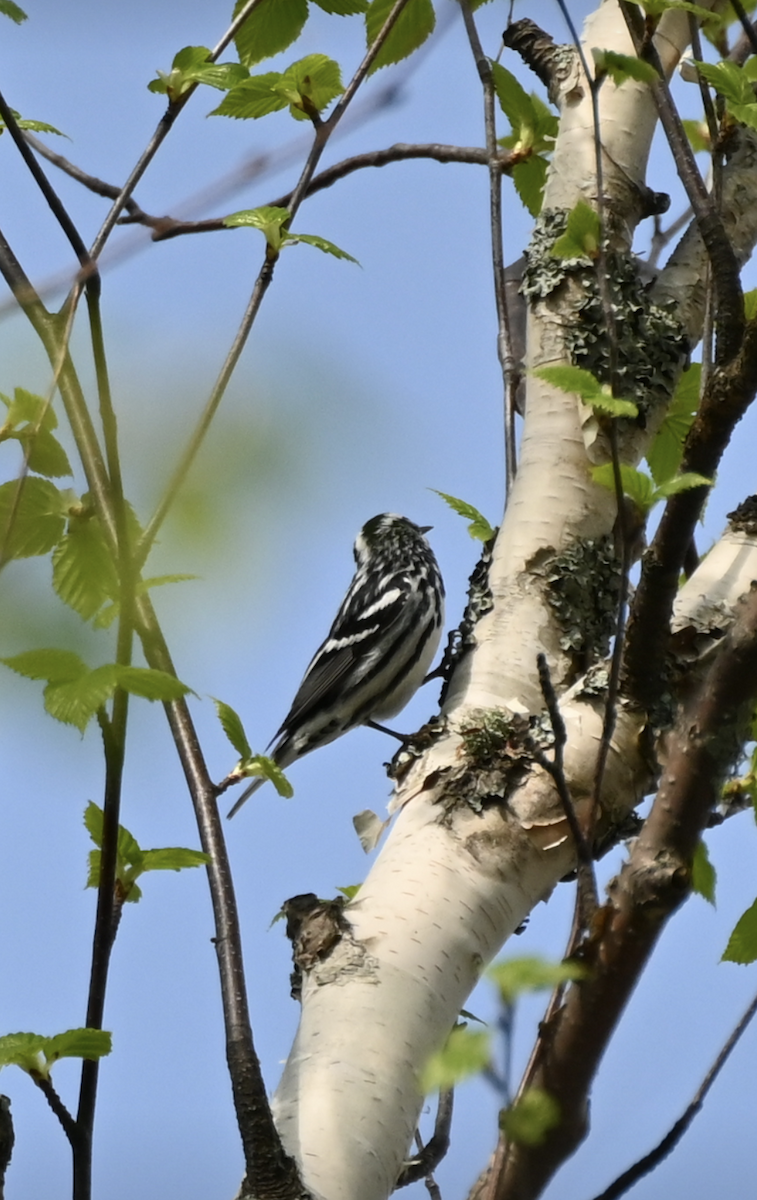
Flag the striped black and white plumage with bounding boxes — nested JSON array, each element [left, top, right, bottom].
[[228, 513, 444, 817]]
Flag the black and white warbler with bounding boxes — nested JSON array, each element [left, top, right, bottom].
[[227, 513, 445, 817]]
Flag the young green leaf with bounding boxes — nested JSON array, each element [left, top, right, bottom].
[[148, 46, 248, 99], [1, 386, 58, 431], [695, 59, 752, 108], [234, 0, 309, 68], [239, 754, 294, 798], [591, 48, 658, 87], [500, 1088, 561, 1146], [210, 73, 290, 119], [336, 884, 361, 900], [744, 288, 757, 322], [86, 802, 208, 902], [691, 839, 716, 905], [223, 206, 357, 262], [114, 666, 191, 702], [592, 463, 654, 512], [223, 205, 291, 249], [314, 0, 368, 11], [512, 156, 549, 218], [646, 362, 700, 485], [432, 490, 495, 541], [52, 512, 119, 621], [639, 0, 717, 18], [1, 647, 87, 684], [551, 199, 601, 260], [723, 897, 757, 964], [533, 365, 638, 418], [488, 956, 586, 1004], [682, 118, 710, 154], [420, 1026, 491, 1092], [0, 0, 27, 22], [276, 54, 344, 120], [0, 477, 68, 558], [0, 1029, 111, 1080], [366, 0, 435, 74], [287, 233, 358, 262], [214, 697, 253, 760], [491, 62, 535, 140], [139, 848, 209, 872], [44, 664, 120, 731], [654, 472, 711, 500], [0, 109, 65, 137]]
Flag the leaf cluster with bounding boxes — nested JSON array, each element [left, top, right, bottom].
[[491, 62, 557, 217], [84, 802, 208, 903]]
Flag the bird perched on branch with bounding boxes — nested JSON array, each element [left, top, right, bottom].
[[228, 513, 445, 817]]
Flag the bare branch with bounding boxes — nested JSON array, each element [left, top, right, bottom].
[[395, 1090, 454, 1188], [588, 990, 757, 1200], [459, 0, 519, 495]]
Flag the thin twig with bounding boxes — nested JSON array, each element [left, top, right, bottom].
[[535, 654, 598, 919], [396, 1091, 454, 1188], [731, 0, 757, 57], [619, 1, 744, 366], [33, 1076, 78, 1148], [458, 0, 519, 496], [135, 0, 416, 566], [587, 987, 757, 1200]]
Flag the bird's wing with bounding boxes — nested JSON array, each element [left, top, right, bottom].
[[271, 643, 358, 739]]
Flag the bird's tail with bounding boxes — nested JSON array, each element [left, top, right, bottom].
[[226, 772, 266, 818]]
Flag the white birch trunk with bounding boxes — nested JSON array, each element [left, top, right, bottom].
[[266, 4, 757, 1198]]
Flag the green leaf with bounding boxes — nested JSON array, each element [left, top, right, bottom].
[[592, 463, 656, 514], [336, 884, 361, 900], [646, 363, 700, 485], [223, 205, 291, 249], [488, 956, 586, 1004], [691, 839, 716, 905], [1, 647, 86, 684], [148, 46, 248, 99], [0, 1029, 111, 1079], [0, 110, 66, 138], [216, 54, 344, 123], [682, 118, 710, 154], [420, 1026, 491, 1092], [500, 1088, 561, 1146], [1, 386, 58, 432], [431, 490, 495, 541], [512, 156, 548, 218], [44, 664, 119, 731], [276, 53, 344, 120], [210, 73, 289, 119], [366, 0, 435, 74], [639, 0, 718, 17], [533, 365, 638, 418], [140, 848, 210, 872], [723, 897, 757, 964], [214, 698, 253, 760], [52, 512, 118, 621], [240, 754, 294, 798], [0, 476, 67, 558], [591, 48, 658, 87], [314, 0, 368, 11], [654, 471, 711, 499], [695, 59, 753, 108], [287, 233, 358, 262], [551, 199, 602, 260], [114, 666, 191, 702], [18, 429, 72, 477], [491, 62, 535, 140], [234, 0, 309, 68], [745, 288, 757, 322], [0, 0, 27, 22]]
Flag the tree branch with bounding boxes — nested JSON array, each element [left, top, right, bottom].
[[494, 582, 757, 1200], [588, 990, 757, 1200], [623, 314, 757, 711], [459, 0, 519, 495]]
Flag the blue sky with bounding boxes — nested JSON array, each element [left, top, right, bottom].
[[1, 2, 757, 1198]]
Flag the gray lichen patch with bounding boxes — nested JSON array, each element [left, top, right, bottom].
[[538, 535, 621, 672], [522, 208, 688, 425]]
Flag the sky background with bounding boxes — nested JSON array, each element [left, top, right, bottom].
[[1, 2, 757, 1199]]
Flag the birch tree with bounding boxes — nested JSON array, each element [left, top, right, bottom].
[[2, 2, 757, 1200]]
